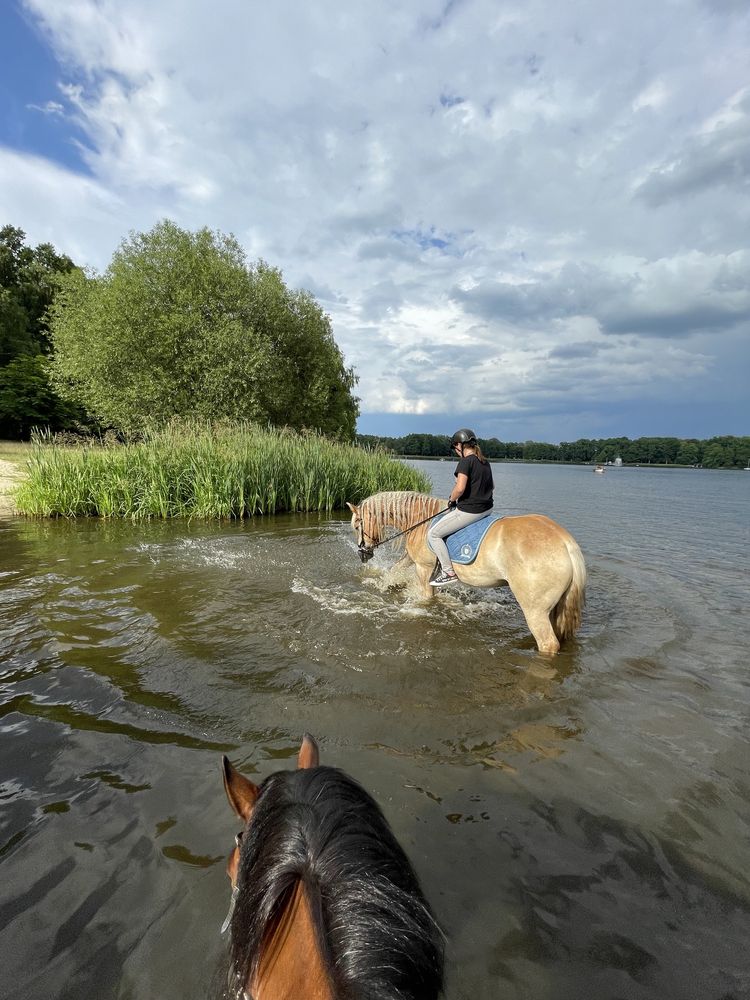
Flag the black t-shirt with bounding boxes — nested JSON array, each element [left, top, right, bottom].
[[455, 454, 494, 512]]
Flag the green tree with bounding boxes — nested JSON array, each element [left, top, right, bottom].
[[523, 440, 558, 461], [49, 221, 359, 438], [0, 225, 76, 362], [0, 287, 30, 364], [0, 354, 84, 438], [560, 438, 598, 463], [676, 440, 700, 465], [701, 441, 729, 468], [0, 226, 79, 438]]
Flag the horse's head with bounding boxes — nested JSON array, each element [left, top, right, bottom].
[[346, 500, 379, 563], [221, 735, 320, 932], [219, 730, 444, 1000]]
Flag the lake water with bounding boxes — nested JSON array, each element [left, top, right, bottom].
[[0, 462, 748, 999]]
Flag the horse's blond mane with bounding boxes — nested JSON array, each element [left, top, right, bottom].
[[361, 491, 443, 550]]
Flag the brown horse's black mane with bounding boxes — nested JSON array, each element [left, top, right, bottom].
[[225, 765, 444, 999]]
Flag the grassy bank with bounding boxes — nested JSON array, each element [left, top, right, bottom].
[[14, 423, 432, 518], [0, 440, 32, 466]]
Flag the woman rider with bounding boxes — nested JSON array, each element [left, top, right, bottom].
[[427, 429, 494, 586]]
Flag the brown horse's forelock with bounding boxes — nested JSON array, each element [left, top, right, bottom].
[[361, 491, 443, 552], [225, 766, 444, 1000]]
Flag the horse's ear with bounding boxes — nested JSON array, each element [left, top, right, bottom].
[[222, 756, 259, 821], [297, 733, 320, 769], [346, 502, 358, 515]]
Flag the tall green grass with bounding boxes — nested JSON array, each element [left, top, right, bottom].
[[14, 423, 432, 518]]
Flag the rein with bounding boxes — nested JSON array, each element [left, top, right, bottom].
[[358, 504, 450, 562]]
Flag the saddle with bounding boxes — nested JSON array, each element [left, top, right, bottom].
[[427, 511, 503, 565]]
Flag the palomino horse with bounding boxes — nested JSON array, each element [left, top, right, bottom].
[[347, 491, 586, 655], [220, 735, 444, 1000]]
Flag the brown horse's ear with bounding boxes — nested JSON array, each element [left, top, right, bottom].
[[222, 756, 259, 822], [297, 733, 320, 769], [346, 502, 359, 515]]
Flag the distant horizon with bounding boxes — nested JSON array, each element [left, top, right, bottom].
[[355, 413, 749, 445], [353, 425, 748, 468]]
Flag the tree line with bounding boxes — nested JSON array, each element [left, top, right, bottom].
[[0, 222, 359, 440], [356, 433, 750, 470]]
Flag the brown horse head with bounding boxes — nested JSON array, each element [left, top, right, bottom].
[[221, 735, 331, 998], [219, 733, 444, 999], [222, 735, 320, 889]]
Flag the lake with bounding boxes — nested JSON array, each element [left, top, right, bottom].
[[1, 461, 748, 999]]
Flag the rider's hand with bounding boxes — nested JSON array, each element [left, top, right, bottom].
[[447, 499, 458, 509]]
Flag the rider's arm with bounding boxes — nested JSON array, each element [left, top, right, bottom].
[[450, 473, 468, 504]]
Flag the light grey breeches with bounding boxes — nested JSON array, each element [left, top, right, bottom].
[[427, 507, 492, 572]]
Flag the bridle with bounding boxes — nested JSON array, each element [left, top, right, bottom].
[[222, 828, 256, 1000], [221, 829, 244, 934], [355, 513, 379, 563]]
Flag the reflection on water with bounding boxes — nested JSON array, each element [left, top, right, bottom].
[[0, 464, 749, 999]]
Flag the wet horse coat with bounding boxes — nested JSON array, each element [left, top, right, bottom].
[[348, 491, 586, 655]]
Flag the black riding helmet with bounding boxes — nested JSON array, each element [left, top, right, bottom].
[[451, 428, 478, 447]]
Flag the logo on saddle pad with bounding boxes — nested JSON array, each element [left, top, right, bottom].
[[428, 511, 504, 565]]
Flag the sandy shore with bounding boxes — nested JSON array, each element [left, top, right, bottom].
[[0, 459, 23, 516]]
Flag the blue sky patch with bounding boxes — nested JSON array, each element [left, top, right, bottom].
[[0, 5, 89, 173]]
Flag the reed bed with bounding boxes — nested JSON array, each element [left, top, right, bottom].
[[14, 423, 432, 519]]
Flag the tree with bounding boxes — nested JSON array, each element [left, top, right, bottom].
[[523, 440, 557, 461], [0, 287, 30, 365], [49, 221, 359, 438], [676, 440, 700, 466], [0, 225, 76, 362], [0, 226, 79, 438], [0, 354, 84, 438]]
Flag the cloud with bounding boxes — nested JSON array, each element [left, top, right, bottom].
[[547, 341, 611, 360], [0, 144, 127, 267], [357, 238, 421, 263], [636, 89, 750, 204], [4, 0, 749, 439], [452, 251, 750, 338], [296, 274, 347, 305], [26, 100, 65, 116]]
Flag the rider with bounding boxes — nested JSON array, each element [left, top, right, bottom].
[[427, 429, 494, 586]]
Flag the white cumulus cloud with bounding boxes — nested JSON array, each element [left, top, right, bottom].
[[3, 0, 748, 439]]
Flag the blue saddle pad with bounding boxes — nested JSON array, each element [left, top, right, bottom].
[[427, 511, 503, 565]]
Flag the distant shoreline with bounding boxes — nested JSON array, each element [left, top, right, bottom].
[[396, 456, 719, 469]]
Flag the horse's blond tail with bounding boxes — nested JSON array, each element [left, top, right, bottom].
[[552, 537, 587, 641]]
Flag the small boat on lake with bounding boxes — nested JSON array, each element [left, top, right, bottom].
[[594, 465, 605, 474]]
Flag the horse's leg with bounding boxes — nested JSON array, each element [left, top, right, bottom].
[[404, 538, 434, 599], [508, 578, 561, 655], [392, 552, 413, 573], [520, 606, 560, 655], [414, 561, 434, 599]]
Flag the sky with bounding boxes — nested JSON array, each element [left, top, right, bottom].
[[1, 0, 748, 443]]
